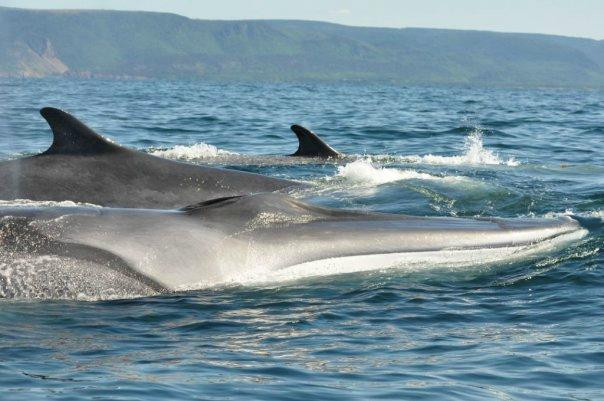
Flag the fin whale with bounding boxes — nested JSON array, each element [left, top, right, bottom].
[[289, 125, 341, 158], [0, 108, 300, 208], [0, 193, 586, 297]]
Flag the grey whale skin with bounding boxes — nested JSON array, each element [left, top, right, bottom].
[[0, 108, 302, 208], [0, 193, 585, 293]]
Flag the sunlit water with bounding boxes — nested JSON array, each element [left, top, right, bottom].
[[0, 78, 602, 400]]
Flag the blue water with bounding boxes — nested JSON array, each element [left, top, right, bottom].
[[0, 78, 602, 400]]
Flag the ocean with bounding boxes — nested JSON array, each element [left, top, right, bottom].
[[0, 78, 602, 400]]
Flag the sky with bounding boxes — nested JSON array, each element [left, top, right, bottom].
[[1, 0, 603, 40]]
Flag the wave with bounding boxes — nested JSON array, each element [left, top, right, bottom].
[[541, 209, 604, 219], [0, 199, 102, 208], [542, 209, 604, 235], [147, 127, 518, 168], [371, 128, 519, 167], [0, 254, 156, 301], [334, 158, 469, 186], [149, 142, 237, 160]]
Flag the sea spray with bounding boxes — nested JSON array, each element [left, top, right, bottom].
[[150, 142, 236, 160], [335, 158, 468, 185], [372, 128, 519, 166]]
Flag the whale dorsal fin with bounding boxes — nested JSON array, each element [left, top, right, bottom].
[[290, 125, 341, 158], [39, 107, 123, 155]]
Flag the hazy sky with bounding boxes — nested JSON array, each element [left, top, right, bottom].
[[1, 0, 603, 40]]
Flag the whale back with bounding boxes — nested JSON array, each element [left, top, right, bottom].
[[0, 108, 300, 208]]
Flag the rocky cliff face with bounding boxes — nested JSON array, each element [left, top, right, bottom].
[[8, 37, 69, 77]]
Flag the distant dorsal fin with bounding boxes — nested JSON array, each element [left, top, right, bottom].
[[290, 125, 341, 158], [39, 107, 123, 155]]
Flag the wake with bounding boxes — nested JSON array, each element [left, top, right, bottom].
[[148, 127, 519, 167]]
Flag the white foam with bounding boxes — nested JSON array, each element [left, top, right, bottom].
[[0, 199, 102, 208], [335, 158, 468, 185], [146, 127, 518, 167], [0, 254, 156, 301], [541, 209, 604, 220], [373, 128, 519, 167], [150, 142, 236, 160]]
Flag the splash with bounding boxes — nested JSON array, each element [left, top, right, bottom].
[[540, 209, 604, 222], [146, 127, 518, 167], [0, 199, 102, 208], [0, 254, 156, 301], [150, 142, 236, 160], [335, 158, 467, 185], [374, 128, 519, 167]]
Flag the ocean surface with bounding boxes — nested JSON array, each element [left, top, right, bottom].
[[0, 78, 602, 400]]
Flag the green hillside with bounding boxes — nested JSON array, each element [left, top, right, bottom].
[[1, 6, 604, 87]]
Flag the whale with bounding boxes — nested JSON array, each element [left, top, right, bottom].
[[0, 193, 586, 297], [0, 107, 303, 208]]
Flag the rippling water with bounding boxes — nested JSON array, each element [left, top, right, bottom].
[[0, 78, 602, 400]]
